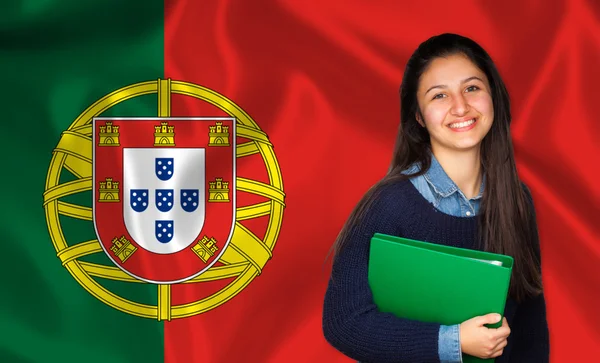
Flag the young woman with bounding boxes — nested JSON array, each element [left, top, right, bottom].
[[322, 33, 550, 363]]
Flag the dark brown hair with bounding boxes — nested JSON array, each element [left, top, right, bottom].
[[332, 33, 542, 303]]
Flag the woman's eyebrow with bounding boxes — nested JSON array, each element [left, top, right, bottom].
[[425, 76, 485, 95], [461, 76, 484, 84]]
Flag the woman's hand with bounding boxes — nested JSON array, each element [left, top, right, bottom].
[[459, 313, 511, 359]]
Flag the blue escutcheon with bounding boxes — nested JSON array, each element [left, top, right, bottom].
[[181, 189, 199, 212], [155, 158, 174, 181], [155, 220, 174, 243], [130, 189, 149, 212], [156, 189, 174, 212]]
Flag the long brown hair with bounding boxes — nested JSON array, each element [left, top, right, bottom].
[[331, 33, 542, 303]]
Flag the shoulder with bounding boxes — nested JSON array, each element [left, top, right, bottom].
[[519, 182, 538, 216], [520, 181, 533, 199], [345, 177, 419, 231], [518, 181, 539, 221], [333, 179, 419, 260], [368, 177, 419, 210], [349, 177, 426, 234], [519, 181, 543, 258]]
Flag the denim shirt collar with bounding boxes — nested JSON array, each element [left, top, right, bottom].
[[423, 154, 484, 201]]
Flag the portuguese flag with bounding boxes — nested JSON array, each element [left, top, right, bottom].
[[2, 0, 598, 362]]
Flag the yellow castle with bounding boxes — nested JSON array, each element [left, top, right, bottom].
[[192, 236, 219, 263], [98, 121, 120, 146], [154, 121, 175, 146], [110, 235, 137, 263], [98, 177, 120, 202], [208, 121, 230, 146], [208, 178, 230, 202]]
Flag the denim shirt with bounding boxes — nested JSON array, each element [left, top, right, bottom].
[[403, 155, 484, 363]]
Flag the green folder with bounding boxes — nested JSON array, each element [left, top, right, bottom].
[[368, 233, 514, 363]]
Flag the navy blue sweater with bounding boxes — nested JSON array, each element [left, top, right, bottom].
[[322, 179, 549, 362]]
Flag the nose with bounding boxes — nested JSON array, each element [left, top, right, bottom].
[[450, 93, 470, 116]]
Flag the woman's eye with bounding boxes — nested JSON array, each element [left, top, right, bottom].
[[432, 93, 445, 100], [466, 85, 479, 92]]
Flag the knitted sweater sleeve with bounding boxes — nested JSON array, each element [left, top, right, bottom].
[[322, 185, 441, 363], [510, 185, 550, 361]]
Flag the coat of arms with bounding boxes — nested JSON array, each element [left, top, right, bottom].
[[93, 117, 235, 283]]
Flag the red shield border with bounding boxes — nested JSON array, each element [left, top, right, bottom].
[[92, 117, 236, 283]]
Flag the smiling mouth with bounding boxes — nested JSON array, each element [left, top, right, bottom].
[[448, 118, 476, 129]]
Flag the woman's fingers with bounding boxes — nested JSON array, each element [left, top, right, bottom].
[[491, 338, 508, 358]]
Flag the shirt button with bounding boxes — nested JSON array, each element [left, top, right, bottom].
[[466, 211, 472, 216]]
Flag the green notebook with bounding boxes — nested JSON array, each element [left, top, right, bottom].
[[368, 233, 514, 363]]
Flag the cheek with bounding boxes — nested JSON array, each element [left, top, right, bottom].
[[421, 104, 448, 127], [470, 94, 494, 118]]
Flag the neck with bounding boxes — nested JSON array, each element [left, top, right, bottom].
[[431, 145, 482, 199]]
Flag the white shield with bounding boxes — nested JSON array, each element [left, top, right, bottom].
[[123, 148, 205, 254]]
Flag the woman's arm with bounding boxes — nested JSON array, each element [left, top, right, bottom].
[[509, 184, 550, 361], [509, 292, 550, 361], [322, 185, 442, 363]]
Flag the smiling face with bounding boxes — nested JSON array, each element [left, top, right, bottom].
[[416, 53, 494, 155]]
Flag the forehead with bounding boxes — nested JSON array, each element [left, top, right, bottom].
[[419, 54, 488, 88]]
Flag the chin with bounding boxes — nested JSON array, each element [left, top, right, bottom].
[[451, 140, 483, 151], [432, 136, 485, 153]]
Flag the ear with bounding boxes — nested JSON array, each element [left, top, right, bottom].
[[415, 111, 425, 128]]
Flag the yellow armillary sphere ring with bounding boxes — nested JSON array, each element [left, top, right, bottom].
[[42, 79, 285, 320]]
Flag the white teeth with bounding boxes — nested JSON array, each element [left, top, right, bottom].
[[449, 118, 475, 129]]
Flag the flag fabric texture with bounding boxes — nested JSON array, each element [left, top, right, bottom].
[[1, 0, 599, 362]]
